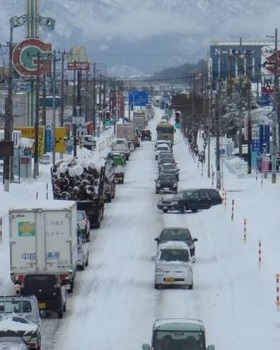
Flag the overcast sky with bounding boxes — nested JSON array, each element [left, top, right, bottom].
[[1, 0, 280, 73]]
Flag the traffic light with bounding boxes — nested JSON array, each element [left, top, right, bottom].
[[175, 111, 181, 129], [105, 111, 111, 121], [105, 111, 111, 126]]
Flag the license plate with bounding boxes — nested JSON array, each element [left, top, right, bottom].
[[165, 277, 175, 283], [38, 302, 46, 309]]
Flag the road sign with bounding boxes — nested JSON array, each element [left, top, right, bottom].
[[12, 38, 52, 77], [129, 91, 149, 107]]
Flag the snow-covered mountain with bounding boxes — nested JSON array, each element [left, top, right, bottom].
[[0, 0, 280, 75]]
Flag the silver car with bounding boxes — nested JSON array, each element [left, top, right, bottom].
[[154, 241, 193, 290], [77, 210, 90, 238]]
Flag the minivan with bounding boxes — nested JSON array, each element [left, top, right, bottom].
[[142, 318, 215, 350]]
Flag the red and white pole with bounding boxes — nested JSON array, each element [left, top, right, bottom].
[[258, 240, 262, 268], [243, 218, 247, 243], [276, 273, 280, 310], [231, 199, 234, 220]]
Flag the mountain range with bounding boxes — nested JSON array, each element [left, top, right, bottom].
[[0, 0, 280, 77]]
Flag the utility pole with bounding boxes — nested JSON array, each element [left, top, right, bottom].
[[52, 49, 57, 165], [42, 74, 46, 128], [60, 51, 66, 127], [272, 28, 279, 183], [4, 22, 14, 191], [92, 62, 96, 137], [72, 61, 77, 157], [215, 84, 221, 190], [33, 52, 40, 178], [238, 37, 244, 158]]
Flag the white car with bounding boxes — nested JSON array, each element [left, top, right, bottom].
[[77, 210, 90, 239], [155, 144, 171, 160], [154, 140, 172, 151], [154, 241, 193, 289], [77, 227, 90, 271]]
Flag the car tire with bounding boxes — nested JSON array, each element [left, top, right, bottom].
[[191, 209, 198, 213], [58, 308, 63, 319], [80, 261, 85, 271], [189, 283, 193, 290], [85, 256, 89, 267], [163, 209, 168, 213], [63, 302, 66, 312], [180, 204, 186, 213]]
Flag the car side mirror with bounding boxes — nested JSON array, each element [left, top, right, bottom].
[[193, 238, 198, 242], [155, 238, 159, 242]]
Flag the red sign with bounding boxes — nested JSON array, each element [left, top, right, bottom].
[[12, 38, 52, 77]]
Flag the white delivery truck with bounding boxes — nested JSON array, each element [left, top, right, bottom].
[[111, 138, 130, 160], [9, 200, 78, 293]]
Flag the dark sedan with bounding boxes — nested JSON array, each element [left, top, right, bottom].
[[157, 188, 222, 213], [155, 227, 198, 260], [155, 174, 178, 194]]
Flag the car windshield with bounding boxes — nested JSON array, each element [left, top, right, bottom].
[[154, 331, 206, 350], [161, 229, 191, 241], [159, 249, 190, 262], [0, 301, 32, 313]]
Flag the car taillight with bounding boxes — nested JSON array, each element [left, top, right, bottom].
[[84, 219, 88, 230], [59, 273, 69, 281]]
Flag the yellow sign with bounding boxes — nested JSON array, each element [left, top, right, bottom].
[[16, 126, 45, 158], [67, 46, 90, 71], [55, 127, 66, 153]]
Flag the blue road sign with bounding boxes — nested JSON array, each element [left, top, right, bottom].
[[129, 91, 149, 107]]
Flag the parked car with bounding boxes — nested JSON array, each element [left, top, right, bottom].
[[155, 144, 171, 160], [159, 162, 180, 181], [77, 210, 90, 239], [155, 174, 178, 194], [157, 188, 222, 213], [155, 227, 198, 261], [0, 314, 41, 350], [154, 241, 193, 289], [21, 274, 67, 319], [77, 225, 90, 271]]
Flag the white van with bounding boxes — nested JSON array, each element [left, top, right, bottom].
[[142, 318, 215, 350]]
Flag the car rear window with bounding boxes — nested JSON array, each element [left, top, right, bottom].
[[160, 249, 190, 262], [25, 275, 57, 286], [161, 230, 191, 241], [77, 211, 85, 221]]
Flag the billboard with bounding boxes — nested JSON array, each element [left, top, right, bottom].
[[15, 126, 45, 158], [129, 91, 149, 107]]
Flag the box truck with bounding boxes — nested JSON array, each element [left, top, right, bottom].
[[9, 200, 78, 294]]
